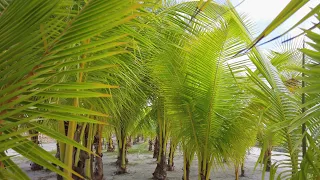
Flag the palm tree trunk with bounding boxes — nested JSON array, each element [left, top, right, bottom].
[[71, 123, 90, 180], [199, 161, 210, 180], [153, 136, 159, 158], [107, 136, 115, 152], [153, 150, 167, 180], [149, 139, 153, 151], [264, 148, 272, 172], [84, 123, 94, 178], [183, 154, 190, 180], [57, 121, 68, 180], [103, 138, 106, 150], [29, 130, 43, 171], [55, 142, 60, 162], [93, 124, 103, 180], [73, 123, 87, 175], [133, 135, 138, 145], [116, 138, 128, 173], [235, 164, 239, 180], [63, 42, 89, 178], [198, 155, 214, 180], [153, 133, 167, 179], [153, 98, 168, 180], [116, 129, 128, 174], [240, 162, 245, 177], [167, 142, 176, 171], [64, 113, 78, 178], [73, 150, 89, 180], [126, 136, 132, 148]]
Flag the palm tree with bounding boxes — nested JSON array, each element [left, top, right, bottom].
[[0, 0, 147, 179], [171, 28, 257, 180], [242, 0, 320, 179], [2, 1, 318, 180], [147, 2, 263, 180], [106, 82, 150, 174]]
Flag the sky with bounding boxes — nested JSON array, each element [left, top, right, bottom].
[[230, 0, 319, 48]]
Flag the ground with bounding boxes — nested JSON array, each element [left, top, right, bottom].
[[8, 142, 283, 180]]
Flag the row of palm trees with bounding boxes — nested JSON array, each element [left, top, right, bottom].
[[0, 0, 319, 180]]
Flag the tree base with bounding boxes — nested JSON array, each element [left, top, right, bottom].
[[167, 164, 174, 171], [107, 147, 115, 152], [182, 176, 189, 180], [116, 158, 129, 165], [240, 170, 245, 177], [93, 154, 104, 180], [266, 167, 271, 172], [148, 140, 153, 151], [153, 162, 167, 180], [265, 160, 271, 172], [182, 160, 190, 180], [30, 162, 43, 171], [153, 153, 159, 159], [115, 166, 128, 174], [153, 138, 159, 158], [200, 173, 211, 180]]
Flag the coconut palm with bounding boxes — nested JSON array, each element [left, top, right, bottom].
[[168, 26, 257, 180], [1, 1, 318, 180], [290, 16, 320, 180], [147, 2, 264, 180], [103, 79, 150, 174], [0, 0, 148, 179], [243, 1, 320, 179]]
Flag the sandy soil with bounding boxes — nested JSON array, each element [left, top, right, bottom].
[[11, 142, 285, 180]]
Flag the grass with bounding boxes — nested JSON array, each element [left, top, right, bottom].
[[127, 141, 152, 154], [103, 140, 153, 157]]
